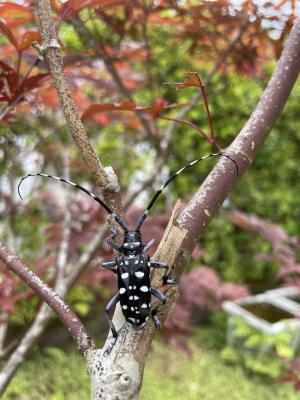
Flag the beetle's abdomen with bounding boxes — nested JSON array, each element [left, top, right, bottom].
[[117, 254, 151, 327]]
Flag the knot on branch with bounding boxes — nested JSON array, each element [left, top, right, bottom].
[[88, 350, 140, 399], [104, 166, 120, 192], [32, 38, 60, 56]]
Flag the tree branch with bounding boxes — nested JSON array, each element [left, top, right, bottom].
[[0, 242, 96, 358], [89, 19, 300, 400], [34, 0, 122, 208]]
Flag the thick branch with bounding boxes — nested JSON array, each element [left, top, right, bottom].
[[91, 19, 300, 400], [0, 242, 96, 358]]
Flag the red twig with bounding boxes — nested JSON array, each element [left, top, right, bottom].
[[164, 72, 217, 146], [160, 116, 211, 143]]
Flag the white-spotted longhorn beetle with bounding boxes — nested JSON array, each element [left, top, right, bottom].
[[18, 152, 238, 354]]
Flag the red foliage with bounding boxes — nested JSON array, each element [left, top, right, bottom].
[[60, 0, 123, 21], [161, 72, 217, 143], [0, 3, 34, 28], [81, 99, 171, 121], [0, 0, 294, 125], [164, 265, 249, 346]]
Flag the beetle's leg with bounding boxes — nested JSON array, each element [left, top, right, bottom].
[[104, 293, 120, 356], [150, 262, 177, 285], [107, 238, 123, 252], [143, 239, 155, 253], [107, 223, 118, 239], [150, 287, 166, 329], [102, 261, 117, 274]]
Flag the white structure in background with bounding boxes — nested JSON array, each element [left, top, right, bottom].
[[222, 287, 300, 352]]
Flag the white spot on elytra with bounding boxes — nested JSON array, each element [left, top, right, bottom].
[[129, 285, 132, 290], [129, 296, 133, 300], [141, 303, 148, 308], [122, 305, 128, 310], [134, 296, 139, 300], [121, 272, 129, 279], [140, 286, 149, 292], [119, 288, 126, 294], [135, 271, 144, 278]]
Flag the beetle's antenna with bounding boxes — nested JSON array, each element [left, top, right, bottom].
[[135, 153, 238, 230], [18, 173, 128, 231]]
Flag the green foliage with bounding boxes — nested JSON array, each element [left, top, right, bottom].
[[66, 285, 95, 318], [3, 343, 299, 400], [221, 317, 298, 378], [2, 348, 89, 400], [9, 297, 40, 326], [194, 311, 228, 350], [59, 24, 83, 52]]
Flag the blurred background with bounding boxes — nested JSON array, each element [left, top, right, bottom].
[[0, 0, 300, 398]]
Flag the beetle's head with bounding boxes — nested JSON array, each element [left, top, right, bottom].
[[123, 230, 143, 253]]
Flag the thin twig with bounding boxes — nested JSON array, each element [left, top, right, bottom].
[[0, 339, 18, 360], [55, 153, 72, 285], [0, 313, 9, 355]]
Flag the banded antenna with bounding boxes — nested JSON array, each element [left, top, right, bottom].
[[135, 152, 238, 230], [17, 173, 128, 232]]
